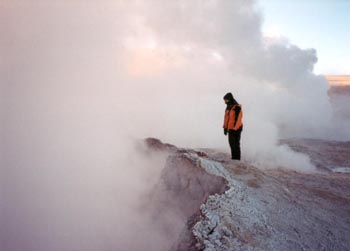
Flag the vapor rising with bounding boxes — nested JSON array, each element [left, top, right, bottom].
[[1, 1, 347, 250]]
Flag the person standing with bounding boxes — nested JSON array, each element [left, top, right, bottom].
[[223, 92, 243, 160]]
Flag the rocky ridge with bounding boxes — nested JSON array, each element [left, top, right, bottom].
[[144, 138, 350, 251]]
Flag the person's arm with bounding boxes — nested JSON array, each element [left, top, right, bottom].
[[233, 106, 241, 128], [223, 110, 228, 135]]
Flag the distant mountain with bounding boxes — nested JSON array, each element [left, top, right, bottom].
[[328, 85, 350, 96], [327, 81, 350, 119]]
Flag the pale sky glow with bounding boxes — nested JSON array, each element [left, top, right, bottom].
[[259, 0, 350, 75], [125, 0, 350, 75], [263, 24, 282, 39]]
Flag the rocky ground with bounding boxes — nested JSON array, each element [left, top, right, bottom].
[[281, 138, 350, 173], [143, 138, 350, 251]]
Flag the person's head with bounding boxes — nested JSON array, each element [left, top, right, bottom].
[[223, 92, 236, 105]]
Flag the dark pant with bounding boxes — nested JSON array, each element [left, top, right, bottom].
[[228, 127, 242, 160]]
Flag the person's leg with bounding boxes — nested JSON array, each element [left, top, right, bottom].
[[234, 129, 241, 160], [228, 130, 235, 159], [231, 129, 242, 160]]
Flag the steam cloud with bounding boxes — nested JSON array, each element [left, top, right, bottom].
[[1, 1, 348, 250]]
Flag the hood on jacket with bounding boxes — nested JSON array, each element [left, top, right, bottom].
[[223, 92, 238, 108]]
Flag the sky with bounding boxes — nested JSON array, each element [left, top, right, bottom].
[[259, 0, 350, 75]]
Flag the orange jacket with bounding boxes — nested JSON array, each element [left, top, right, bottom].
[[223, 104, 243, 130]]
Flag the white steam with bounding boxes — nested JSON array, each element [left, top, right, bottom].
[[1, 0, 347, 250]]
